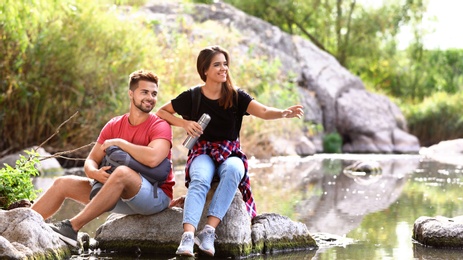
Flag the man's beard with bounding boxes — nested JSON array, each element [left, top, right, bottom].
[[134, 99, 154, 113]]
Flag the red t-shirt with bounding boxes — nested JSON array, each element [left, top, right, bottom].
[[97, 113, 175, 199]]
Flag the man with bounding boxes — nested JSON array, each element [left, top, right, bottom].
[[31, 69, 174, 247]]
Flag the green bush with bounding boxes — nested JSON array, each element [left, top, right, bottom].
[[0, 149, 41, 209], [401, 92, 463, 146], [323, 132, 342, 153]]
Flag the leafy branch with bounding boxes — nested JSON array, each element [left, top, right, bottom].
[[1, 111, 93, 209]]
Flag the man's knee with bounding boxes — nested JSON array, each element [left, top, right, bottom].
[[52, 176, 73, 188], [110, 166, 140, 184]]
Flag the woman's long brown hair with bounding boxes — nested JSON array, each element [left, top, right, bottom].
[[196, 45, 237, 109]]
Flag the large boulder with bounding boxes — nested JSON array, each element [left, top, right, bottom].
[[95, 188, 317, 258], [0, 208, 71, 259], [139, 2, 420, 155], [1, 190, 318, 259], [336, 89, 420, 153]]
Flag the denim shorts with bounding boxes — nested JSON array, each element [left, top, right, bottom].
[[111, 175, 170, 215]]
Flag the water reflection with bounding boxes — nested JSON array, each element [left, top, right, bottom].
[[33, 154, 463, 259], [250, 154, 419, 236]]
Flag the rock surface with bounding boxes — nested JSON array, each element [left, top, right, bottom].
[[0, 208, 71, 259], [0, 189, 318, 259], [95, 189, 317, 257], [419, 138, 463, 166], [413, 216, 463, 248], [139, 1, 420, 155]]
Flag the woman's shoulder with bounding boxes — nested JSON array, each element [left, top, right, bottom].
[[235, 87, 253, 99]]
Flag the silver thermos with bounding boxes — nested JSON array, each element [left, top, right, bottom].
[[183, 113, 211, 150]]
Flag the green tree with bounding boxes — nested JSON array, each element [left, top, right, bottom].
[[198, 0, 463, 144], [217, 0, 426, 68]]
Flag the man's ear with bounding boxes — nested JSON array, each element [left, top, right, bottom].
[[128, 89, 133, 100]]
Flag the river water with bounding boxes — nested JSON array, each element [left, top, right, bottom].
[[41, 154, 463, 259]]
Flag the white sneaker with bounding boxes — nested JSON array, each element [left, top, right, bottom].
[[176, 232, 195, 257], [194, 228, 217, 256]]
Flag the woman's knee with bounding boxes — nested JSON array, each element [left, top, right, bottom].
[[219, 157, 245, 181], [189, 155, 215, 184]]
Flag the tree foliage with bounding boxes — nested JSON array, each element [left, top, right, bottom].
[[218, 0, 425, 67], [0, 0, 159, 153], [204, 0, 463, 145]]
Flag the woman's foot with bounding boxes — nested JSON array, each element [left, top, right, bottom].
[[176, 232, 195, 257]]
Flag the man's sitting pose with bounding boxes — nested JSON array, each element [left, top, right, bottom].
[[31, 69, 174, 247]]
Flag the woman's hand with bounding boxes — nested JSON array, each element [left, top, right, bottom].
[[183, 120, 203, 137], [282, 105, 304, 119]]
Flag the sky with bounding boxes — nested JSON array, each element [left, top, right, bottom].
[[361, 0, 463, 50], [418, 0, 463, 49]]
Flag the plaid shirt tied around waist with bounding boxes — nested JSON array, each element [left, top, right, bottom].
[[185, 139, 257, 219]]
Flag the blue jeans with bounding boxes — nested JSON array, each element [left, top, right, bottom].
[[183, 154, 245, 229], [112, 175, 170, 215]]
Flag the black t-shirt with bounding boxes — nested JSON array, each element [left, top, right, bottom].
[[171, 87, 253, 141]]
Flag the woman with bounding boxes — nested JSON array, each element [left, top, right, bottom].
[[156, 45, 303, 257]]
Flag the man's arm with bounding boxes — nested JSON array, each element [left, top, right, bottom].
[[100, 138, 170, 168], [84, 142, 111, 183]]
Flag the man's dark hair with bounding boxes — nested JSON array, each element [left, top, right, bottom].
[[128, 69, 159, 91]]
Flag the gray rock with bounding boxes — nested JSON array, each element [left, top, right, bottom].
[[95, 208, 184, 254], [413, 216, 463, 248], [1, 194, 317, 259], [252, 213, 317, 254], [343, 160, 382, 177], [0, 208, 71, 259], [95, 187, 316, 257], [337, 88, 419, 153], [137, 2, 420, 154], [420, 139, 463, 166]]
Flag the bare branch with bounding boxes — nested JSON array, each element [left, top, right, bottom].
[[39, 142, 95, 162], [35, 111, 80, 151], [17, 111, 92, 168], [266, 3, 332, 55]]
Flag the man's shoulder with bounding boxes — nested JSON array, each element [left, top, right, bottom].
[[107, 114, 127, 123], [148, 114, 171, 129]]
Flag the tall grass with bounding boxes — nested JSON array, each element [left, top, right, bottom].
[[1, 0, 302, 159], [0, 0, 162, 153], [401, 92, 463, 146]]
